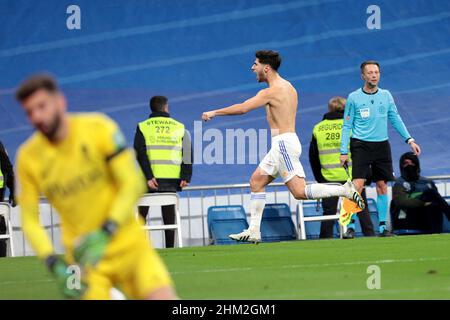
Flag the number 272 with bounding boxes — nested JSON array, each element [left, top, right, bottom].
[[155, 126, 170, 133]]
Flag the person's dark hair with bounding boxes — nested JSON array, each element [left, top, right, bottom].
[[255, 50, 281, 71], [149, 96, 168, 112], [360, 60, 380, 73], [399, 151, 421, 182], [16, 74, 59, 102]]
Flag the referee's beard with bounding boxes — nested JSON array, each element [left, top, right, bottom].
[[365, 79, 378, 89]]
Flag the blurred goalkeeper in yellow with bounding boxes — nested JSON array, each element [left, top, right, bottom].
[[15, 74, 177, 300]]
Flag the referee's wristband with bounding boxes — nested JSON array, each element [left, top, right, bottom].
[[406, 138, 415, 144]]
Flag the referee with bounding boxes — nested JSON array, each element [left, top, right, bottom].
[[340, 61, 421, 237]]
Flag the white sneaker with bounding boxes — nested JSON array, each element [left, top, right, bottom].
[[229, 229, 261, 243], [343, 181, 366, 210]]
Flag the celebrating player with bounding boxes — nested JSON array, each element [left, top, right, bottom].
[[15, 74, 177, 299], [202, 50, 365, 243]]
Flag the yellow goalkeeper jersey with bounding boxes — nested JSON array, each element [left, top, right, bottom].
[[16, 113, 147, 260]]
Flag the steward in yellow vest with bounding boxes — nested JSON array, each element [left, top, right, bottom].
[[309, 97, 374, 239], [312, 115, 351, 183], [133, 96, 192, 247]]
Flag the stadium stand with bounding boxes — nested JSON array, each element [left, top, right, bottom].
[[1, 0, 450, 186], [1, 0, 449, 252]]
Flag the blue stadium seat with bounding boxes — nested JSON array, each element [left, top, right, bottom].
[[350, 214, 364, 237], [260, 203, 297, 242], [301, 201, 321, 239], [207, 205, 249, 245]]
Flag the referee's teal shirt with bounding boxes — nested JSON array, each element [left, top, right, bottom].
[[340, 88, 411, 155]]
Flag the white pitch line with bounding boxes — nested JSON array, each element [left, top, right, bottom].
[[249, 286, 450, 299], [170, 256, 450, 275], [0, 279, 53, 286]]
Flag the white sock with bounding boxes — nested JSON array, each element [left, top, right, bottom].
[[304, 183, 346, 199], [249, 192, 266, 232]]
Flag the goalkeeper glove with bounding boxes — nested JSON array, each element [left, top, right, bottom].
[[73, 220, 118, 268], [45, 255, 86, 299]]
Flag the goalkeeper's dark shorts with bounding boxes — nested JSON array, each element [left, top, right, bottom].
[[350, 138, 395, 182]]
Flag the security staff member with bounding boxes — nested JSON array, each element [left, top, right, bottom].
[[134, 96, 192, 248], [0, 140, 16, 257], [309, 97, 374, 238]]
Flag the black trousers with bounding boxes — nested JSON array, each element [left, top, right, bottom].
[[0, 188, 6, 257], [393, 189, 450, 234], [320, 188, 375, 238], [138, 205, 176, 248]]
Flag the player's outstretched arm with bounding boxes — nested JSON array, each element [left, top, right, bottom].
[[202, 89, 270, 121]]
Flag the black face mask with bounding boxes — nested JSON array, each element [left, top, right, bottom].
[[402, 165, 419, 181]]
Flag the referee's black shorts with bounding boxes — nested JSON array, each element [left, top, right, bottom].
[[350, 138, 395, 182]]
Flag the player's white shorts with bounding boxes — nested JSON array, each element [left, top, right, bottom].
[[259, 132, 305, 183]]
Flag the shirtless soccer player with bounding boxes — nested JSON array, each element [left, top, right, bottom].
[[202, 50, 365, 243], [15, 74, 176, 300]]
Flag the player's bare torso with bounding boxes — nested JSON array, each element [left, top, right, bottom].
[[264, 78, 298, 136]]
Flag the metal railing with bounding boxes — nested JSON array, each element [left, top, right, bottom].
[[180, 175, 450, 246], [182, 181, 296, 246], [7, 175, 450, 255]]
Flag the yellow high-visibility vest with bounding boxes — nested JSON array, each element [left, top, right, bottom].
[[138, 117, 185, 179], [313, 118, 352, 182], [0, 165, 3, 188]]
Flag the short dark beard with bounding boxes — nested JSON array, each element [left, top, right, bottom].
[[44, 113, 62, 141], [366, 81, 378, 89], [257, 71, 266, 83]]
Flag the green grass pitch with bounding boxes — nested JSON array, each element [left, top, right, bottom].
[[0, 234, 449, 299]]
